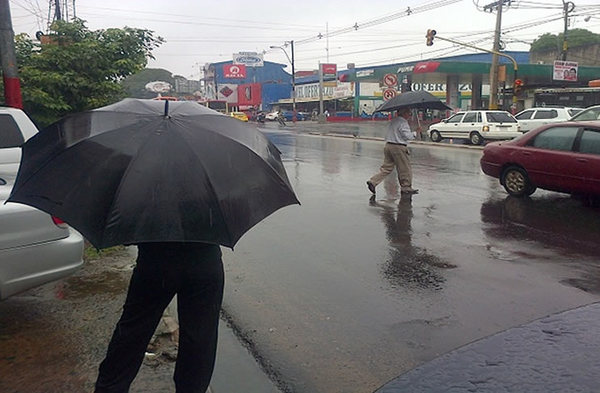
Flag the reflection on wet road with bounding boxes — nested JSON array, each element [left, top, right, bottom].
[[222, 129, 600, 393]]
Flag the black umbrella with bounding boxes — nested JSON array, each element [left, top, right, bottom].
[[8, 98, 299, 249], [374, 90, 452, 113]]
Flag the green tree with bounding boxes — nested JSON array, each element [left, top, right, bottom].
[[9, 19, 163, 127], [530, 28, 600, 52], [121, 68, 175, 99]]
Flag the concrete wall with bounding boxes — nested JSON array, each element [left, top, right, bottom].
[[530, 44, 600, 67]]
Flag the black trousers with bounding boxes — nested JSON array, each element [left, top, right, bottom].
[[95, 242, 224, 393]]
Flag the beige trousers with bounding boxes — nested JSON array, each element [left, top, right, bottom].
[[369, 143, 413, 190]]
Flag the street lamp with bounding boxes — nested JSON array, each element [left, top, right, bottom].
[[270, 40, 296, 122]]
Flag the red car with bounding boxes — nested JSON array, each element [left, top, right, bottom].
[[480, 121, 600, 197]]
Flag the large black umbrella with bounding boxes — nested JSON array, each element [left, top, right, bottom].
[[374, 90, 452, 113], [8, 98, 299, 249]]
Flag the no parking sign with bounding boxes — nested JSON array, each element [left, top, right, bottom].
[[383, 88, 397, 101], [383, 73, 398, 87]]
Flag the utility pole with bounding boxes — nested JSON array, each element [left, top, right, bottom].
[[0, 0, 23, 109], [270, 41, 296, 122], [562, 0, 576, 60], [484, 0, 510, 110]]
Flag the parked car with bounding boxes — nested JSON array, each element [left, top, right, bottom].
[[265, 111, 280, 121], [229, 111, 248, 122], [0, 107, 84, 300], [515, 107, 582, 133], [282, 111, 305, 121], [480, 121, 600, 198], [569, 105, 600, 121], [428, 110, 521, 145]]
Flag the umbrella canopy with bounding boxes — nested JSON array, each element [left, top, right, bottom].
[[374, 90, 452, 113], [8, 98, 299, 249]]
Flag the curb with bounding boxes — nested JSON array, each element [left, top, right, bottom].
[[306, 132, 485, 150]]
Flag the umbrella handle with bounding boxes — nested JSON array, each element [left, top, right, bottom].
[[164, 100, 170, 117]]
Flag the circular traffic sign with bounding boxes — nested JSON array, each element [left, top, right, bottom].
[[383, 73, 398, 87], [383, 88, 397, 101]]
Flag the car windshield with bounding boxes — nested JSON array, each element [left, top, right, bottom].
[[570, 106, 600, 121], [486, 112, 517, 123]]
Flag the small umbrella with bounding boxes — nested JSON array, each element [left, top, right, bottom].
[[374, 90, 452, 113], [8, 98, 299, 249]]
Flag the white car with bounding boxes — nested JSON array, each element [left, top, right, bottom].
[[265, 111, 280, 121], [428, 110, 521, 145], [569, 105, 600, 121], [0, 108, 84, 300], [515, 107, 582, 132]]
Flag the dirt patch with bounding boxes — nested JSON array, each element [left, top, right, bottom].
[[0, 246, 178, 393]]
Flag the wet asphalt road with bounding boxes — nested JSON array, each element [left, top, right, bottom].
[[220, 122, 600, 393]]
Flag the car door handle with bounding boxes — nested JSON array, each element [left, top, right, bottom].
[[576, 158, 588, 163], [522, 152, 532, 156]]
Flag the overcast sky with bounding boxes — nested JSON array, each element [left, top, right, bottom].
[[9, 0, 600, 78]]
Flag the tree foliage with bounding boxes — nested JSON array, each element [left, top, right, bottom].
[[9, 19, 163, 127], [530, 28, 600, 52], [121, 68, 175, 99]]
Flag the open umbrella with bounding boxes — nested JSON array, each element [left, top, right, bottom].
[[8, 98, 299, 249], [374, 90, 452, 113]]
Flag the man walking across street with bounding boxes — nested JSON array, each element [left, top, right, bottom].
[[367, 108, 418, 195]]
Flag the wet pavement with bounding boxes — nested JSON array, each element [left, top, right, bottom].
[[1, 121, 599, 393], [376, 302, 600, 392], [220, 122, 600, 393]]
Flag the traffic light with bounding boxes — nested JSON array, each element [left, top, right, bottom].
[[514, 79, 523, 95], [426, 29, 437, 46]]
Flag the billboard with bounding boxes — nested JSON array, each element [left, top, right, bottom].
[[233, 52, 264, 67], [237, 83, 262, 107], [553, 60, 578, 82], [224, 64, 247, 79], [321, 63, 337, 78]]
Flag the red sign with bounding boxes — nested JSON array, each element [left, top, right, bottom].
[[413, 61, 441, 74], [383, 88, 397, 101], [383, 73, 398, 87], [224, 64, 247, 79], [321, 63, 337, 77], [237, 83, 262, 106]]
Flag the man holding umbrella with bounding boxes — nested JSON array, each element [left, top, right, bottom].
[[8, 98, 299, 393], [367, 107, 419, 195]]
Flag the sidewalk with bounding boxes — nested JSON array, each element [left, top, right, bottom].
[[375, 302, 600, 393]]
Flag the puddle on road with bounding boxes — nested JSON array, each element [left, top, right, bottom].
[[59, 269, 129, 299], [382, 247, 457, 290]]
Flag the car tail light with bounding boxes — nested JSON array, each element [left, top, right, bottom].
[[51, 216, 68, 229], [482, 125, 490, 132]]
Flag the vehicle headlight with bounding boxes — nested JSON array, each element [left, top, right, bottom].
[[482, 125, 489, 132]]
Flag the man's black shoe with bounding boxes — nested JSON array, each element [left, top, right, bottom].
[[366, 181, 376, 194]]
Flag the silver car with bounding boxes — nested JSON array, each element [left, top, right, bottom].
[[0, 111, 84, 300]]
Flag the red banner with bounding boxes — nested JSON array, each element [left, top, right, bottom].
[[237, 83, 261, 106], [224, 64, 247, 79], [412, 61, 441, 74]]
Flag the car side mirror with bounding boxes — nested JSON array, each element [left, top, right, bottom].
[[442, 119, 448, 123]]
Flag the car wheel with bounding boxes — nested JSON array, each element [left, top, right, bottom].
[[501, 166, 533, 197], [430, 130, 442, 142], [470, 132, 483, 145]]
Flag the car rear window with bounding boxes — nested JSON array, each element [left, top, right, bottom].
[[0, 114, 25, 148], [579, 129, 600, 155], [531, 126, 579, 151], [533, 110, 557, 119], [486, 112, 517, 123], [515, 110, 533, 120]]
